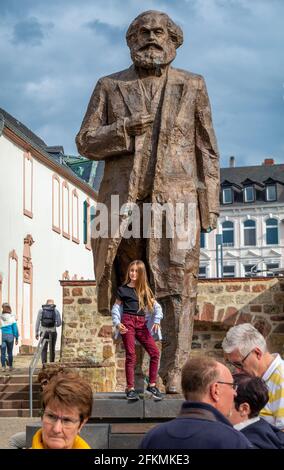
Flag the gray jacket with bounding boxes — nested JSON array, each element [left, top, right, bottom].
[[35, 308, 61, 336]]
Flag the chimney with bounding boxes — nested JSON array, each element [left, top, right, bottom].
[[229, 156, 235, 168], [263, 158, 274, 166]]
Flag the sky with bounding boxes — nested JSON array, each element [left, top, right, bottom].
[[0, 0, 283, 168]]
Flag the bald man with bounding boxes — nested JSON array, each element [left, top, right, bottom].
[[141, 356, 252, 449]]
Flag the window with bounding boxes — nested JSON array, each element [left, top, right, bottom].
[[222, 221, 234, 247], [8, 250, 18, 317], [244, 186, 255, 203], [244, 219, 256, 246], [244, 264, 258, 277], [0, 274, 2, 309], [223, 266, 235, 278], [23, 152, 33, 218], [83, 199, 91, 249], [266, 263, 279, 277], [222, 188, 233, 204], [198, 266, 207, 278], [200, 232, 206, 249], [0, 274, 2, 308], [52, 175, 60, 234], [62, 181, 70, 239], [266, 218, 278, 245], [72, 189, 79, 244], [266, 185, 276, 202]]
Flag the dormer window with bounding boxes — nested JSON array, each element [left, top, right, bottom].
[[244, 186, 255, 203], [266, 184, 276, 202], [222, 187, 233, 204]]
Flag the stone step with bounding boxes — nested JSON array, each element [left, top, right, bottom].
[[19, 345, 37, 354], [0, 384, 41, 392], [0, 391, 40, 400], [109, 423, 157, 449], [0, 400, 41, 409], [91, 392, 183, 419], [110, 423, 158, 433], [0, 375, 38, 385], [0, 409, 41, 417]]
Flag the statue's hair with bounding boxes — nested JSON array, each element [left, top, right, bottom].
[[126, 10, 183, 49], [222, 323, 267, 356]]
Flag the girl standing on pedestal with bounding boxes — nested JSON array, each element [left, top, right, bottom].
[[112, 260, 163, 401]]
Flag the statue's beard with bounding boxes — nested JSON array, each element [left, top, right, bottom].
[[131, 43, 176, 70]]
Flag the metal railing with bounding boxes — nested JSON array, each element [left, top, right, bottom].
[[29, 333, 51, 417]]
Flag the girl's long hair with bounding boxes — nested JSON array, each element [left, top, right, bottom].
[[124, 260, 155, 312]]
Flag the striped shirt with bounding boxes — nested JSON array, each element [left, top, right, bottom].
[[260, 353, 284, 430]]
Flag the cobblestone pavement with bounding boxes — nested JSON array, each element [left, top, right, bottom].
[[0, 418, 40, 448]]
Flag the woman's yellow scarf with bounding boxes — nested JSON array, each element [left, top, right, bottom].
[[31, 429, 91, 449]]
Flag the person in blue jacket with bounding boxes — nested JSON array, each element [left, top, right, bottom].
[[140, 356, 252, 449], [230, 373, 284, 449], [0, 302, 19, 372]]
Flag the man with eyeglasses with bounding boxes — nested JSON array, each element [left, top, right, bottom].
[[140, 356, 252, 449], [222, 323, 284, 430]]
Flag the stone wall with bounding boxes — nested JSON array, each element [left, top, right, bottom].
[[60, 281, 116, 392], [60, 277, 284, 392], [195, 277, 284, 357]]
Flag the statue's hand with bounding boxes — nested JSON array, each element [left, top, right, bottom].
[[125, 114, 153, 136]]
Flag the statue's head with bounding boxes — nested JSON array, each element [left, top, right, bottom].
[[126, 10, 183, 70]]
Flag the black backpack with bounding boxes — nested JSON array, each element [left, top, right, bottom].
[[41, 305, 56, 327]]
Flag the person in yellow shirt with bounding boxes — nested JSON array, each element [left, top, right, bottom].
[[31, 372, 92, 449], [222, 323, 284, 430]]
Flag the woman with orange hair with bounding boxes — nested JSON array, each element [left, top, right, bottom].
[[112, 260, 163, 401]]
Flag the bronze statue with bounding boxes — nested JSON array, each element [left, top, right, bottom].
[[76, 10, 220, 393]]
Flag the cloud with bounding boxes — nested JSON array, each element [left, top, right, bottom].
[[86, 19, 123, 43], [0, 0, 283, 167], [11, 17, 51, 46]]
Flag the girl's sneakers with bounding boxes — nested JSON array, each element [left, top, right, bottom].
[[146, 385, 163, 400], [126, 389, 139, 401]]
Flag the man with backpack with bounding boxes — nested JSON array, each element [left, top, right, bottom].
[[35, 299, 61, 364]]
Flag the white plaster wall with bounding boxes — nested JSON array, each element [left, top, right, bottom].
[[0, 134, 96, 351]]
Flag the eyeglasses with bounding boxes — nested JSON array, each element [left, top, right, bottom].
[[217, 381, 238, 391], [227, 350, 253, 370], [43, 411, 80, 428]]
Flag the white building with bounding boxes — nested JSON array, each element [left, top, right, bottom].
[[0, 108, 97, 349], [200, 158, 284, 278]]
